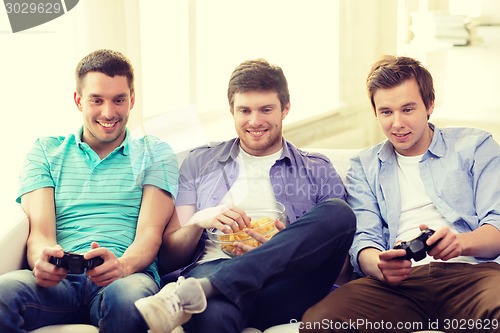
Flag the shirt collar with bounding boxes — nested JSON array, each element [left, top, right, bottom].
[[377, 140, 395, 163], [426, 123, 445, 158], [216, 138, 240, 163], [377, 123, 443, 162], [74, 126, 129, 156]]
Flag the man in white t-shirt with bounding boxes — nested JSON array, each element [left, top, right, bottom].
[[135, 59, 356, 333], [300, 55, 500, 333]]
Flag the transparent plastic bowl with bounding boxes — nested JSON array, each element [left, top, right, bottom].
[[207, 202, 286, 257]]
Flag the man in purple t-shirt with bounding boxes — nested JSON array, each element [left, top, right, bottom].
[[135, 59, 356, 333]]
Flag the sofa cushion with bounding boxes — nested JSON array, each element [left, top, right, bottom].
[[0, 209, 28, 275]]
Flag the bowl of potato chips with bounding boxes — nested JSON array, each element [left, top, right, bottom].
[[207, 202, 287, 257]]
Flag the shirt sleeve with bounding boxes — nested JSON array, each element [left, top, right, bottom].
[[175, 153, 199, 206], [346, 154, 387, 275], [16, 139, 54, 203], [319, 160, 346, 202], [143, 139, 179, 200], [472, 135, 500, 231], [302, 151, 346, 202]]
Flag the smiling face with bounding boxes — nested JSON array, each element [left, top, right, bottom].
[[74, 72, 134, 157], [231, 90, 289, 156], [374, 78, 434, 156]]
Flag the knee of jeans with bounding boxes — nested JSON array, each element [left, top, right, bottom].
[[0, 270, 35, 301], [188, 297, 244, 331], [317, 199, 356, 232], [98, 280, 152, 333], [102, 274, 158, 307]]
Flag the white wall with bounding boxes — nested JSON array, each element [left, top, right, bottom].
[[2, 0, 499, 223], [1, 8, 79, 221]]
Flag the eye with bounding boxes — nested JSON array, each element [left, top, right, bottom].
[[90, 99, 103, 105], [115, 98, 126, 104], [403, 108, 413, 113], [380, 110, 391, 116]]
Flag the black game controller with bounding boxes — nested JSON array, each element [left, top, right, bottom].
[[49, 251, 104, 274], [393, 228, 437, 261]]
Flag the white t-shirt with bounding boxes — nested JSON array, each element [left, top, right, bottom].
[[396, 151, 477, 265], [200, 148, 282, 263]]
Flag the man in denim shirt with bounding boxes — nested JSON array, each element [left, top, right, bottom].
[[135, 59, 356, 333], [301, 56, 500, 332]]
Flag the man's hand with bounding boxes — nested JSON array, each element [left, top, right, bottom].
[[378, 248, 412, 286], [188, 204, 252, 233], [85, 242, 125, 287], [422, 224, 463, 261], [34, 245, 67, 287], [231, 219, 286, 256]]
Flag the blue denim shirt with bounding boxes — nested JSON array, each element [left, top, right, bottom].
[[347, 124, 500, 275], [176, 138, 346, 223]]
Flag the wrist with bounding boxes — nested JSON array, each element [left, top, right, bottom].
[[358, 247, 383, 278]]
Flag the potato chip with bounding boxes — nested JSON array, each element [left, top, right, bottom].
[[216, 216, 279, 255]]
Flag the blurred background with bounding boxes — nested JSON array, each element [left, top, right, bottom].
[[1, 0, 499, 215]]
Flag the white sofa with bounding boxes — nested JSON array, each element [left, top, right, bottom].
[[0, 148, 358, 333]]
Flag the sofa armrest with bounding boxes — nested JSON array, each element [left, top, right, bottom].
[[0, 208, 29, 275]]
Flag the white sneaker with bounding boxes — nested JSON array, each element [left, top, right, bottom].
[[135, 277, 207, 333]]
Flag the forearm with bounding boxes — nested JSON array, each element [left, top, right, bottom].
[[26, 233, 56, 269], [119, 232, 162, 275], [459, 224, 500, 258], [159, 224, 204, 273], [22, 188, 58, 269], [358, 247, 384, 280]]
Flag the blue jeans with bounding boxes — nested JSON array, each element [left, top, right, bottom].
[[183, 198, 356, 333], [0, 270, 158, 333]]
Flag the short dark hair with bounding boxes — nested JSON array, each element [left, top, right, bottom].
[[75, 49, 134, 94], [227, 59, 290, 111], [366, 55, 435, 112]]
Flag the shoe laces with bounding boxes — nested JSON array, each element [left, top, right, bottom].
[[162, 292, 184, 318]]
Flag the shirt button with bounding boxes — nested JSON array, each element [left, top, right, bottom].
[[212, 196, 218, 200], [229, 175, 234, 179]]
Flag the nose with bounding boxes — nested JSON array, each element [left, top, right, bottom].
[[393, 111, 405, 128], [101, 101, 115, 120], [248, 111, 263, 126]]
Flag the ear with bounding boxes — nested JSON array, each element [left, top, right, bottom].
[[230, 106, 234, 115], [281, 102, 290, 120], [74, 92, 83, 111], [427, 100, 435, 117], [130, 91, 135, 110]]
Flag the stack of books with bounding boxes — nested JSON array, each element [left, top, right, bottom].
[[411, 11, 470, 46]]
